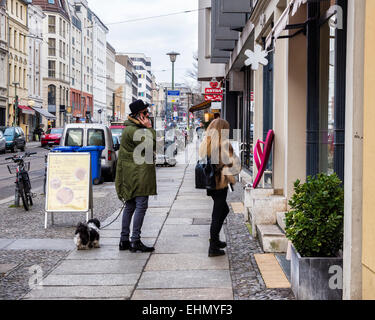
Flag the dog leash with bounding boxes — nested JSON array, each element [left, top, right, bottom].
[[100, 203, 126, 229]]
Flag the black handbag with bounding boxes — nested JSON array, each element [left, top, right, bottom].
[[195, 157, 217, 190]]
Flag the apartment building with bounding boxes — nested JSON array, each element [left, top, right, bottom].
[[33, 0, 70, 128], [7, 0, 31, 136], [67, 0, 93, 123], [92, 12, 108, 124], [27, 4, 47, 134], [124, 53, 152, 104], [115, 54, 139, 119], [0, 0, 7, 126], [106, 42, 115, 125]]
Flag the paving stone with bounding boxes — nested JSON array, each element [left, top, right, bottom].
[[24, 286, 133, 299], [99, 237, 156, 246], [155, 237, 208, 254], [42, 273, 140, 286], [0, 239, 15, 250], [66, 248, 150, 260], [132, 288, 233, 300], [164, 218, 193, 225], [168, 209, 212, 219], [5, 239, 75, 251], [158, 224, 212, 238], [145, 253, 229, 271], [52, 259, 146, 275], [137, 270, 232, 289]]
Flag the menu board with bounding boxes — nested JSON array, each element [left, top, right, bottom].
[[45, 153, 91, 212]]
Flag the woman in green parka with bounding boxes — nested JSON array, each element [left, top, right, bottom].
[[116, 100, 157, 253]]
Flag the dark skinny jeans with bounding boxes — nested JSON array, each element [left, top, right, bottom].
[[207, 188, 229, 241]]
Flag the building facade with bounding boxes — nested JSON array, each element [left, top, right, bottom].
[[198, 0, 375, 299], [7, 0, 30, 137], [115, 54, 138, 119], [0, 0, 7, 126], [106, 42, 115, 125], [123, 53, 152, 104], [27, 4, 45, 136], [92, 12, 108, 124], [68, 0, 93, 123], [33, 0, 71, 128]]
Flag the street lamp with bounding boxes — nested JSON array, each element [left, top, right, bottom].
[[12, 82, 19, 127], [166, 51, 179, 90], [166, 51, 180, 124]]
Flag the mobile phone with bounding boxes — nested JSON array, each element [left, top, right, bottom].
[[228, 184, 234, 192]]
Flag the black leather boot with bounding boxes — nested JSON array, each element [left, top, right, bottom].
[[119, 240, 130, 251], [210, 236, 227, 249], [208, 239, 225, 257], [130, 240, 155, 253]]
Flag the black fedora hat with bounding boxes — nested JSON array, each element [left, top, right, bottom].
[[129, 99, 150, 115]]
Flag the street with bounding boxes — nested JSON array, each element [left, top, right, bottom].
[[0, 144, 49, 202], [0, 139, 294, 301]]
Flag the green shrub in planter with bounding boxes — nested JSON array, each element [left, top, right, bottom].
[[285, 173, 344, 258]]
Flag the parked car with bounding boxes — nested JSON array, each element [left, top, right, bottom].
[[0, 130, 6, 154], [3, 126, 26, 152], [60, 123, 119, 181], [110, 124, 126, 141], [41, 128, 63, 147]]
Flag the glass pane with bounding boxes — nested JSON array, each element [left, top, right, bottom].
[[319, 17, 336, 175], [87, 129, 105, 146], [66, 129, 83, 146]]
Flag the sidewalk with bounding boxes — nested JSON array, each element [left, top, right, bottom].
[[24, 140, 233, 300]]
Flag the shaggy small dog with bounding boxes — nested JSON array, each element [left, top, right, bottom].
[[74, 218, 101, 250]]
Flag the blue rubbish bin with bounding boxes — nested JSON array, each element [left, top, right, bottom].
[[52, 146, 81, 153], [78, 146, 105, 185]]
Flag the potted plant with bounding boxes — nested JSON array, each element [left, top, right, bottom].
[[285, 173, 344, 300]]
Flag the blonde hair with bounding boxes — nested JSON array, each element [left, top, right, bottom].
[[199, 119, 233, 164]]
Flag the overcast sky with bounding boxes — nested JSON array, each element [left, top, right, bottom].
[[88, 0, 198, 86]]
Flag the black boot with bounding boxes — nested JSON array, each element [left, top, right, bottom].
[[119, 240, 130, 251], [211, 238, 227, 249], [208, 239, 225, 257], [130, 240, 155, 253]]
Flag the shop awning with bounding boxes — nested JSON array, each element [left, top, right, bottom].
[[18, 105, 35, 115], [32, 107, 56, 120], [265, 0, 307, 48], [189, 101, 212, 113]]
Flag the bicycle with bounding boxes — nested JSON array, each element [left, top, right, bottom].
[[6, 152, 37, 211]]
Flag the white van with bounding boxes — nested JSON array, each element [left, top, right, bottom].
[[60, 123, 119, 181]]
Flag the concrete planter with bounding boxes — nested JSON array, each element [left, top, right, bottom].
[[290, 244, 343, 300]]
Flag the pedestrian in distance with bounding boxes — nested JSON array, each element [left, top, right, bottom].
[[196, 122, 205, 140], [199, 119, 241, 257], [116, 99, 157, 253]]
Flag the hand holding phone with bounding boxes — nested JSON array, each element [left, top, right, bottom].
[[138, 112, 152, 128]]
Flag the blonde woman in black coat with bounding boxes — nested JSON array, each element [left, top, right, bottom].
[[199, 119, 241, 257]]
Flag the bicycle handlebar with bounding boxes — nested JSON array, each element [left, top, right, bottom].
[[5, 152, 37, 161]]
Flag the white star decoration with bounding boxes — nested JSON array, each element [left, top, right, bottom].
[[244, 44, 269, 70]]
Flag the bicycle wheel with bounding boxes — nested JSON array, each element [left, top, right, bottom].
[[19, 188, 29, 211], [27, 193, 33, 207]]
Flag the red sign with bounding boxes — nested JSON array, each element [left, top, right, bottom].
[[210, 81, 219, 88], [205, 88, 223, 94], [205, 94, 223, 102]]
